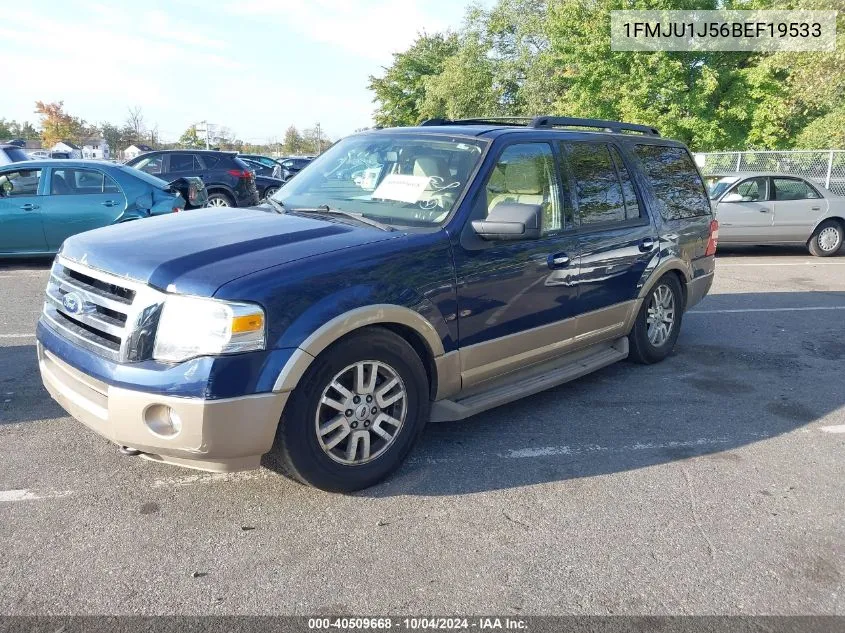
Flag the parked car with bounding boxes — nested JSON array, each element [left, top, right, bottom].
[[278, 156, 313, 180], [36, 116, 716, 492], [0, 143, 30, 166], [239, 154, 284, 176], [125, 150, 260, 208], [239, 158, 285, 198], [0, 160, 197, 257], [709, 172, 844, 256]]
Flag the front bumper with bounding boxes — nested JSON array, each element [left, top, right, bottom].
[[38, 343, 288, 472]]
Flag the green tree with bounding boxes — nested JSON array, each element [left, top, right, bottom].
[[178, 126, 204, 149], [35, 101, 87, 147], [368, 32, 459, 127], [282, 125, 305, 155]]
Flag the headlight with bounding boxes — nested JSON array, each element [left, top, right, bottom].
[[153, 295, 266, 362]]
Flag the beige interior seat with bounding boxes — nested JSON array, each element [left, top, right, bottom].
[[487, 161, 546, 214]]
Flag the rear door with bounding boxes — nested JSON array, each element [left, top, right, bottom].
[[714, 176, 774, 242], [41, 166, 128, 250], [770, 177, 828, 242], [0, 167, 47, 253], [562, 141, 657, 334]]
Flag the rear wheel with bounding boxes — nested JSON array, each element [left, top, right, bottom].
[[263, 186, 279, 200], [628, 274, 683, 364], [206, 192, 233, 207], [808, 220, 844, 257], [267, 328, 429, 492]]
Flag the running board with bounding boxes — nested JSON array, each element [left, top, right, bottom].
[[430, 337, 629, 422]]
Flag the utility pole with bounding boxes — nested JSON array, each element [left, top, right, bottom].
[[315, 122, 322, 154], [196, 121, 210, 149]]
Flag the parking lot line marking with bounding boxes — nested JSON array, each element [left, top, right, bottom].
[[151, 470, 269, 488], [688, 306, 845, 314], [717, 262, 845, 267], [0, 334, 35, 339], [820, 424, 845, 434], [0, 489, 72, 503], [0, 272, 49, 279]]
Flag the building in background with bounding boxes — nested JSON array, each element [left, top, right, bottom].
[[81, 138, 110, 160], [123, 143, 154, 161], [51, 141, 82, 158]]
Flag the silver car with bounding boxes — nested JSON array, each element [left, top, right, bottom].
[[709, 172, 845, 257]]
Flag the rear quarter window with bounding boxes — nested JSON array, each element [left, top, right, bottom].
[[634, 144, 711, 220]]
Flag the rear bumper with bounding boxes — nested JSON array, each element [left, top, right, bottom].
[[38, 343, 287, 472], [686, 271, 714, 310]]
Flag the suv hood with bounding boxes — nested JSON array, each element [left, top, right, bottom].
[[60, 207, 401, 296]]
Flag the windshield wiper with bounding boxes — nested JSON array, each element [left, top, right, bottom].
[[291, 205, 395, 232]]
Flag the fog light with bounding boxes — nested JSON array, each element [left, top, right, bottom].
[[144, 404, 183, 438]]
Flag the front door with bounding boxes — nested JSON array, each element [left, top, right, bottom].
[[454, 141, 581, 389], [715, 176, 775, 242], [770, 177, 828, 242], [0, 167, 47, 254]]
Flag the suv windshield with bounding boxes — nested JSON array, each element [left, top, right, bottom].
[[272, 133, 487, 227]]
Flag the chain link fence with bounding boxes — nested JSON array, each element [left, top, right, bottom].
[[694, 150, 845, 196]]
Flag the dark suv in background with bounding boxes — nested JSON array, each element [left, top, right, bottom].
[[125, 150, 261, 207]]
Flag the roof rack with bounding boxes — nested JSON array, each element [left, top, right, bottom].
[[420, 117, 533, 127], [529, 116, 660, 136], [419, 115, 660, 136]]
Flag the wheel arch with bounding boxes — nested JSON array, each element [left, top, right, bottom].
[[272, 305, 458, 401], [637, 258, 691, 308], [808, 216, 845, 244]]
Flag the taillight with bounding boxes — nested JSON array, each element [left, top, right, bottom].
[[228, 169, 253, 179], [172, 207, 181, 213], [705, 219, 719, 256]]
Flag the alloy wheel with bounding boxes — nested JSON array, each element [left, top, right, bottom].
[[315, 361, 407, 465], [646, 283, 676, 347], [817, 226, 841, 252]]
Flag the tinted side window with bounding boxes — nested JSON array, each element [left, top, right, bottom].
[[133, 154, 163, 175], [170, 153, 199, 172], [0, 169, 40, 197], [634, 145, 711, 220], [773, 178, 820, 201], [485, 143, 561, 234], [609, 146, 643, 220], [202, 155, 221, 169], [563, 142, 625, 225]]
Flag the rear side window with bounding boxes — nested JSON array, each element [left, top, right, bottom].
[[169, 153, 202, 172], [609, 146, 642, 219], [51, 168, 120, 194], [562, 142, 626, 225], [634, 145, 711, 220], [202, 155, 221, 169], [772, 177, 820, 201]]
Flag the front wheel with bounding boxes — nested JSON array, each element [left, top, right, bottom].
[[266, 328, 430, 492], [263, 187, 279, 200], [808, 220, 844, 257], [628, 274, 683, 364]]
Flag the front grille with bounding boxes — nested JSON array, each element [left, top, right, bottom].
[[43, 257, 164, 362]]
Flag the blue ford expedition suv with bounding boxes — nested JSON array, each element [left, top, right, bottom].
[[37, 117, 717, 492]]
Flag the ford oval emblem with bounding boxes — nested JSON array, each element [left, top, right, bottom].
[[62, 291, 83, 315]]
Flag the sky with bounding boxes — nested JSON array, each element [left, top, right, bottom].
[[0, 0, 485, 144]]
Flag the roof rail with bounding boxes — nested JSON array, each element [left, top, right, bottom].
[[420, 117, 533, 127], [529, 116, 660, 136]]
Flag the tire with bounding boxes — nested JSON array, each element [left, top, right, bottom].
[[263, 186, 279, 200], [628, 274, 684, 365], [808, 220, 844, 257], [266, 327, 430, 492], [206, 192, 233, 207]]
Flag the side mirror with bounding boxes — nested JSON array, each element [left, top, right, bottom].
[[471, 202, 542, 241], [721, 192, 743, 203]]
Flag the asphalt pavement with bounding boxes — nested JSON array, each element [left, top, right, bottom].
[[0, 246, 843, 615]]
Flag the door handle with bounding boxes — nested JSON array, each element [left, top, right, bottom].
[[548, 253, 570, 269], [759, 208, 771, 213], [811, 206, 821, 211], [102, 200, 119, 207], [639, 237, 655, 252], [20, 203, 39, 211]]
